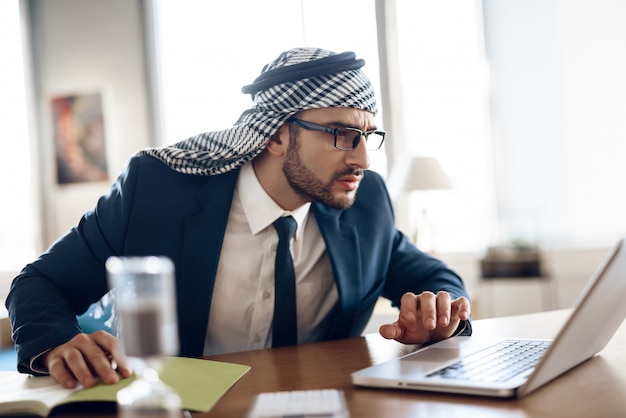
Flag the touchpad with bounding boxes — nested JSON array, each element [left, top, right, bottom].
[[403, 348, 461, 363]]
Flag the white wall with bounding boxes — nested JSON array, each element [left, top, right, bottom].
[[27, 0, 152, 247], [483, 0, 626, 248]]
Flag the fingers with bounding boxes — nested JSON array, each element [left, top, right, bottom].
[[378, 292, 434, 343], [379, 322, 402, 340], [400, 291, 440, 331], [97, 331, 132, 379], [46, 331, 130, 389], [47, 334, 102, 389], [379, 291, 472, 345], [451, 295, 472, 322]]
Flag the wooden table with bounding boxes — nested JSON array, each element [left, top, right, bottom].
[[52, 309, 626, 417]]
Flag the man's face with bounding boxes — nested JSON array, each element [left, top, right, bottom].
[[282, 107, 376, 209]]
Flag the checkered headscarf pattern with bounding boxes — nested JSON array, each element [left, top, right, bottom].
[[138, 47, 378, 176]]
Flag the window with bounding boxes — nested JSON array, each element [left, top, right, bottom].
[[153, 0, 495, 253], [0, 1, 36, 274], [153, 0, 386, 175], [393, 0, 496, 252], [90, 1, 626, 257], [482, 0, 626, 248]]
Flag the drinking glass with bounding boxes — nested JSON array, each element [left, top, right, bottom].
[[106, 256, 182, 418]]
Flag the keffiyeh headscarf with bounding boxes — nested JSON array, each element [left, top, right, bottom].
[[139, 47, 378, 176]]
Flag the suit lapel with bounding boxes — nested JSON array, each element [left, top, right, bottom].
[[313, 204, 363, 339], [178, 169, 239, 356]]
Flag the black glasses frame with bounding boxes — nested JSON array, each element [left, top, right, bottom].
[[288, 118, 386, 151]]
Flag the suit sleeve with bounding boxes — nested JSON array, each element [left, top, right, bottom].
[[372, 172, 472, 336], [5, 156, 142, 373]]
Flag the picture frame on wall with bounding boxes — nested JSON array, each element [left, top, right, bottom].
[[50, 92, 109, 184]]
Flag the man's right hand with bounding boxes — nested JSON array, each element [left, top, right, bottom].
[[44, 331, 132, 389]]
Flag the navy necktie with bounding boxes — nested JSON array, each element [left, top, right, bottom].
[[272, 216, 298, 347]]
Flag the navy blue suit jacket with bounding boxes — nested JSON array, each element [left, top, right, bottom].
[[7, 155, 470, 373]]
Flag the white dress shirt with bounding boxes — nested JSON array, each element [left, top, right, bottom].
[[203, 162, 338, 355]]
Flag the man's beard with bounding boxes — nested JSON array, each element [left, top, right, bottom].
[[282, 135, 363, 210]]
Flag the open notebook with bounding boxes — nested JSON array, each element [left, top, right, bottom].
[[0, 356, 250, 417], [352, 237, 626, 398]]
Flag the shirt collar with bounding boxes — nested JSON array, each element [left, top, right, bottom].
[[238, 161, 311, 240]]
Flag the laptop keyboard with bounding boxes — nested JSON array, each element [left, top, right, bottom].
[[427, 340, 550, 383]]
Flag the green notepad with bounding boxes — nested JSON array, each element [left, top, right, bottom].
[[0, 357, 250, 417]]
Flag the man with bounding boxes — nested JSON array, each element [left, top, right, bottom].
[[7, 47, 471, 389]]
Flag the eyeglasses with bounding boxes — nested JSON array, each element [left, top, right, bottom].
[[288, 118, 386, 151]]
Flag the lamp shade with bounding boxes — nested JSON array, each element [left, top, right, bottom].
[[404, 156, 452, 191], [386, 156, 452, 201]]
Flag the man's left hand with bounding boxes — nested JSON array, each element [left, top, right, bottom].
[[379, 291, 471, 345]]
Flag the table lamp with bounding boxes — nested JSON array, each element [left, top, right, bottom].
[[388, 156, 452, 250]]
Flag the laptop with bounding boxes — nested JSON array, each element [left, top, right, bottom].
[[352, 237, 626, 398]]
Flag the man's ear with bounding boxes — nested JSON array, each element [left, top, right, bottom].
[[266, 124, 289, 156]]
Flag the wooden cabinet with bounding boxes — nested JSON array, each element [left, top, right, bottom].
[[476, 276, 555, 319]]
